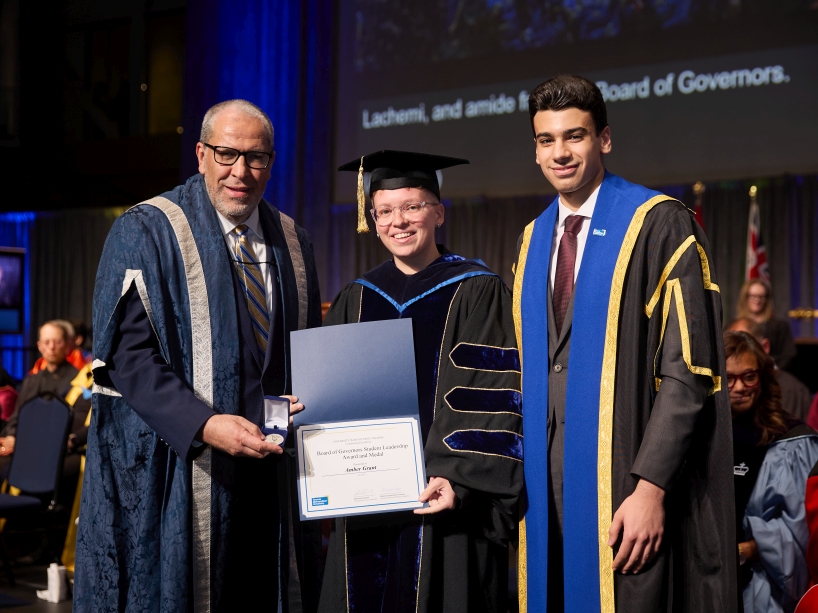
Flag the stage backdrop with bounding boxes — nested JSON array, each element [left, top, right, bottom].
[[0, 178, 814, 380], [328, 175, 818, 339], [335, 1, 818, 200], [181, 0, 335, 294]]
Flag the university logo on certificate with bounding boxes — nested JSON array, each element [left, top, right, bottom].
[[291, 320, 429, 519]]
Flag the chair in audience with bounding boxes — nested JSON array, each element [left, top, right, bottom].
[[0, 395, 72, 585]]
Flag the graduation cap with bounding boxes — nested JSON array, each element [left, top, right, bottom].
[[338, 150, 469, 233]]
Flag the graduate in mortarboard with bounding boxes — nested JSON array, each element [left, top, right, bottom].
[[318, 151, 524, 613]]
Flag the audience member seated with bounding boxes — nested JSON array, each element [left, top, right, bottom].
[[736, 279, 797, 370], [28, 319, 91, 375], [0, 321, 91, 505], [726, 331, 818, 612], [727, 317, 812, 421], [67, 318, 92, 364]]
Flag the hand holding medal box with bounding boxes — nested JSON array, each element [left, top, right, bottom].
[[262, 396, 290, 445]]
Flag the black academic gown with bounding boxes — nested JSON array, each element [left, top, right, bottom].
[[318, 253, 524, 613]]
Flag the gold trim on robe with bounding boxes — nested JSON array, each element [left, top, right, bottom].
[[512, 220, 535, 613]]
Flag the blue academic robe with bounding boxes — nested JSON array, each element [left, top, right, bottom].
[[514, 173, 737, 613], [74, 174, 323, 613], [742, 426, 818, 613]]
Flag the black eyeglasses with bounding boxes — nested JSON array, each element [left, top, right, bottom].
[[726, 369, 761, 389], [202, 143, 273, 169]]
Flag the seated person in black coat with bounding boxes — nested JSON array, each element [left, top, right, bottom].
[[0, 320, 91, 502]]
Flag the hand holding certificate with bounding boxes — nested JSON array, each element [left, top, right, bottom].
[[291, 319, 428, 519]]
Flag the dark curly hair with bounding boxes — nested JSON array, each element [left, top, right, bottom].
[[528, 75, 608, 136], [723, 331, 787, 445]]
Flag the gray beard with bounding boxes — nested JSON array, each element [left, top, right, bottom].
[[206, 184, 261, 224]]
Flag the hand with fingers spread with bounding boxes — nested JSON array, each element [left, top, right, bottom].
[[414, 476, 458, 515], [608, 478, 665, 574], [201, 414, 283, 458], [281, 394, 304, 426]]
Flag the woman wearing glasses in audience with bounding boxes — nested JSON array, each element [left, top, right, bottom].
[[726, 331, 818, 613], [736, 279, 797, 370], [317, 151, 523, 613]]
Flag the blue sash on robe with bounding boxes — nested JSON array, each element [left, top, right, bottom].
[[517, 172, 663, 613]]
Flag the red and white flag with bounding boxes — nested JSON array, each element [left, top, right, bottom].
[[745, 187, 769, 281], [694, 200, 705, 231], [692, 181, 706, 233]]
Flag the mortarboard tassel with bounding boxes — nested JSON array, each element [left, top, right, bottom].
[[356, 156, 369, 233]]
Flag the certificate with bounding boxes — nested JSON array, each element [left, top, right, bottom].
[[291, 319, 425, 519], [296, 416, 427, 519]]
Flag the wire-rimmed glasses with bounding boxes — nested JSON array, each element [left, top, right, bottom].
[[370, 201, 438, 226]]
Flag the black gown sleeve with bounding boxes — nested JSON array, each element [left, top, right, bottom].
[[323, 284, 363, 327], [631, 209, 718, 491], [106, 286, 216, 462], [425, 275, 523, 543]]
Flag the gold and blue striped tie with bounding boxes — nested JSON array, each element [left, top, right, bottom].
[[234, 225, 269, 355]]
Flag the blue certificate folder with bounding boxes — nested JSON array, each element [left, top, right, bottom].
[[291, 319, 420, 426], [290, 319, 427, 519]]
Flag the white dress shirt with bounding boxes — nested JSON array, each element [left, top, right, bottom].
[[549, 183, 601, 290], [216, 207, 275, 315]]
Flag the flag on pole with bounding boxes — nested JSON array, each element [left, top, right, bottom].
[[693, 181, 705, 232], [745, 185, 769, 281]]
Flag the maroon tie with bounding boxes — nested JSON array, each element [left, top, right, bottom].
[[553, 215, 584, 335]]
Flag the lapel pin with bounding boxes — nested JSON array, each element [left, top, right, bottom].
[[592, 228, 606, 236]]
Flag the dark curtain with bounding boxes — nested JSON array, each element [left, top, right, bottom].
[[182, 0, 334, 296], [29, 207, 124, 340], [326, 175, 818, 341], [0, 207, 122, 377], [0, 175, 815, 378]]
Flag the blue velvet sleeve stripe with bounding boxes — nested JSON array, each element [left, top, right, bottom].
[[444, 387, 522, 416], [443, 429, 523, 462], [449, 342, 520, 372]]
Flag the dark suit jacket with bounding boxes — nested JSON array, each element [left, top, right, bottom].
[[547, 280, 574, 534]]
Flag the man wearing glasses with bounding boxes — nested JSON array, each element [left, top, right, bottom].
[[75, 100, 323, 613]]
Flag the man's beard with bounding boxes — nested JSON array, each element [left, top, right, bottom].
[[206, 183, 262, 222]]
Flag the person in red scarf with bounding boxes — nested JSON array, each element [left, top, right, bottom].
[[28, 319, 91, 375]]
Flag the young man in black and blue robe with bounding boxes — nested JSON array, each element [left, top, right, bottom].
[[513, 76, 737, 612]]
